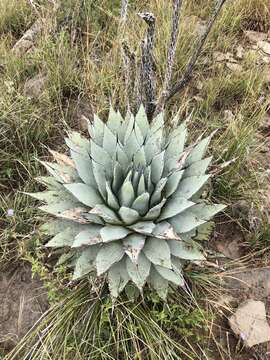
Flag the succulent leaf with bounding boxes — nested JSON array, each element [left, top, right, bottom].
[[149, 267, 168, 300], [155, 265, 184, 286], [126, 253, 151, 289], [71, 151, 96, 187], [108, 258, 130, 297], [96, 242, 124, 275], [64, 183, 103, 207], [100, 225, 131, 242], [143, 237, 171, 268], [73, 246, 99, 280], [72, 226, 102, 247], [123, 234, 146, 262], [168, 240, 205, 260]]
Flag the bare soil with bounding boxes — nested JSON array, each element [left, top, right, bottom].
[[208, 221, 270, 360], [0, 262, 48, 351]]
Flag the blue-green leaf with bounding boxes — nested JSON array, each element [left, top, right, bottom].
[[151, 151, 165, 184], [64, 183, 103, 208], [73, 246, 99, 279], [126, 253, 151, 289], [72, 226, 102, 247], [71, 151, 96, 187], [46, 227, 77, 247], [136, 104, 149, 138], [169, 210, 206, 233], [132, 193, 150, 215], [144, 199, 166, 220], [128, 221, 155, 235], [96, 242, 124, 275], [108, 257, 130, 297], [175, 175, 210, 199], [159, 196, 194, 221], [119, 206, 140, 225], [183, 157, 212, 178], [155, 265, 184, 286], [123, 234, 146, 262], [107, 107, 123, 135], [100, 225, 131, 242], [106, 181, 119, 210], [165, 170, 184, 197], [149, 267, 168, 300], [119, 180, 135, 207], [143, 237, 171, 268], [90, 204, 121, 224], [186, 135, 211, 165], [168, 240, 205, 260]]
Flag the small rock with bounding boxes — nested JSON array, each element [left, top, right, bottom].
[[193, 95, 204, 103], [214, 221, 244, 260], [244, 30, 267, 43], [194, 80, 203, 90], [226, 62, 243, 72], [194, 21, 207, 37], [235, 45, 244, 60], [12, 19, 44, 56], [229, 300, 270, 347], [226, 268, 270, 299], [214, 51, 237, 63], [23, 73, 47, 99], [223, 109, 235, 123], [262, 56, 270, 64], [13, 39, 34, 55], [216, 237, 242, 260], [187, 16, 207, 37], [258, 40, 270, 56], [259, 113, 270, 135]]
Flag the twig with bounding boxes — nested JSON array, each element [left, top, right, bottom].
[[119, 0, 130, 110], [122, 41, 136, 113], [166, 0, 227, 103], [120, 0, 129, 22], [138, 12, 156, 119], [155, 0, 183, 115]]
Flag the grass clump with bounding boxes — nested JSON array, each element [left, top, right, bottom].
[[6, 281, 210, 360]]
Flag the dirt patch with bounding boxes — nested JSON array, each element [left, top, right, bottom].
[[211, 219, 247, 260], [207, 219, 270, 359], [0, 262, 48, 351], [210, 266, 270, 359], [225, 267, 270, 301]]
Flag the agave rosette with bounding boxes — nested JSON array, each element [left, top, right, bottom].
[[29, 106, 225, 299]]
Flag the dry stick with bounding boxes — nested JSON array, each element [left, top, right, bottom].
[[134, 50, 144, 114], [119, 0, 130, 111], [138, 12, 156, 119], [120, 0, 129, 22], [166, 0, 227, 103], [155, 0, 183, 116], [122, 41, 137, 113]]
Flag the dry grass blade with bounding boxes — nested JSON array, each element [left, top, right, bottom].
[[5, 280, 204, 360]]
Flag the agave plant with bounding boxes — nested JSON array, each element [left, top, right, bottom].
[[29, 106, 225, 299]]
